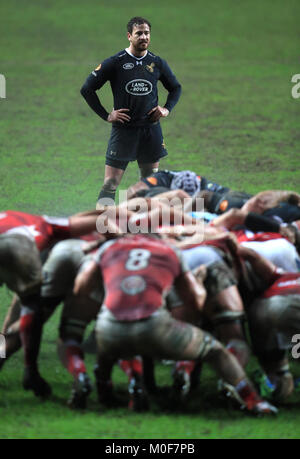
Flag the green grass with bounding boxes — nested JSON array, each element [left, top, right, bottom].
[[1, 0, 300, 439]]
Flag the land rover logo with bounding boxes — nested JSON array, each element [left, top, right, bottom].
[[123, 63, 134, 70], [125, 79, 153, 96]]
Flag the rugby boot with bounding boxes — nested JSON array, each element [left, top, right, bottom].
[[218, 379, 278, 416], [171, 368, 191, 401], [68, 372, 92, 410], [128, 375, 149, 412], [253, 369, 294, 401], [171, 361, 197, 401], [23, 367, 52, 398], [252, 369, 276, 400]]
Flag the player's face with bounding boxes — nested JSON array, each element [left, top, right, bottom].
[[128, 24, 151, 53]]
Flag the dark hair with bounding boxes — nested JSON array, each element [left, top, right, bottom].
[[127, 17, 151, 34]]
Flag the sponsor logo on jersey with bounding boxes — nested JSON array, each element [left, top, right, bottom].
[[146, 62, 155, 73], [125, 79, 153, 96], [219, 200, 229, 212], [123, 63, 134, 70], [121, 275, 146, 295], [146, 177, 158, 186]]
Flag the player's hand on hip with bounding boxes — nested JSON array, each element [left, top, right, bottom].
[[147, 105, 169, 122], [107, 108, 131, 124]]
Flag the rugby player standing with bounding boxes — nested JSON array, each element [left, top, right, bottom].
[[80, 17, 181, 206]]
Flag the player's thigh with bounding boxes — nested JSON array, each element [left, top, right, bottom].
[[96, 307, 213, 361], [0, 234, 42, 296], [203, 262, 240, 315], [137, 124, 167, 165], [106, 126, 139, 163], [62, 294, 100, 324]]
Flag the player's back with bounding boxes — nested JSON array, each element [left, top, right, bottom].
[[0, 210, 70, 251], [97, 235, 182, 320]]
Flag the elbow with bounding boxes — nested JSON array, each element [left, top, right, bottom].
[[176, 83, 182, 95], [80, 84, 90, 98]]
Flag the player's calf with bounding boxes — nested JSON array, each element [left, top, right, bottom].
[[200, 334, 278, 415]]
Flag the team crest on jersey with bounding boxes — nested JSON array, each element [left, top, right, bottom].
[[125, 79, 153, 96], [123, 63, 134, 70], [121, 275, 146, 295], [146, 62, 155, 73]]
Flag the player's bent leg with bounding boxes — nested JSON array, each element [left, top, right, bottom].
[[94, 355, 117, 407], [58, 297, 98, 409], [119, 357, 149, 411], [138, 161, 159, 179], [247, 296, 298, 400], [97, 164, 127, 207], [205, 283, 250, 367], [20, 305, 52, 398]]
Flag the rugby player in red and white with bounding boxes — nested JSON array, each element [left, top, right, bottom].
[[73, 233, 278, 415], [0, 209, 121, 397]]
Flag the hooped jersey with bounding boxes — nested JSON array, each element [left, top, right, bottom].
[[95, 235, 188, 321], [262, 273, 300, 298], [82, 49, 181, 127], [0, 210, 71, 251]]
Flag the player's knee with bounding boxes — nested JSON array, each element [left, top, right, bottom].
[[194, 332, 221, 362], [59, 317, 87, 343], [139, 166, 158, 179], [102, 177, 119, 192], [200, 336, 224, 363], [211, 311, 245, 329]]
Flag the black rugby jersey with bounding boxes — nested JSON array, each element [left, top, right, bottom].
[[80, 49, 181, 127]]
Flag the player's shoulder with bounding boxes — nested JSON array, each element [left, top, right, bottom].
[[98, 50, 126, 67], [147, 51, 164, 66]]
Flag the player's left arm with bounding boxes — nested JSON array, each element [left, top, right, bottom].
[[236, 245, 283, 285], [148, 58, 182, 122], [69, 212, 124, 238]]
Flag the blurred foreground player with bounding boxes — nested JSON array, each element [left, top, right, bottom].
[[0, 209, 120, 396], [74, 234, 277, 415]]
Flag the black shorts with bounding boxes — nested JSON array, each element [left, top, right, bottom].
[[105, 123, 168, 170]]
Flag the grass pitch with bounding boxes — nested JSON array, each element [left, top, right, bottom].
[[1, 0, 300, 439]]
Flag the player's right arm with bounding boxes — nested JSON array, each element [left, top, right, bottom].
[[80, 58, 130, 123], [172, 249, 207, 312], [73, 259, 100, 297]]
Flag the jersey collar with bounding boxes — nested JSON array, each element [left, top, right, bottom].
[[125, 48, 148, 61]]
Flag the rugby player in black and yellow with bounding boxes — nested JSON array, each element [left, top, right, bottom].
[[80, 17, 181, 205]]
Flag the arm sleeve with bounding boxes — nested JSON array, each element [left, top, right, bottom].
[[244, 212, 280, 233], [159, 58, 182, 112], [80, 58, 115, 121]]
